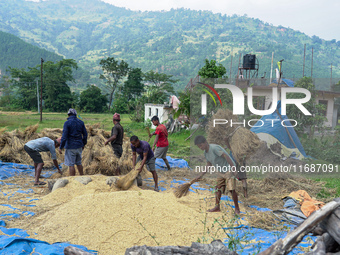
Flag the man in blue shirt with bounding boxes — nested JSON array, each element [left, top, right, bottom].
[[59, 108, 88, 176], [130, 135, 159, 192], [24, 137, 62, 186]]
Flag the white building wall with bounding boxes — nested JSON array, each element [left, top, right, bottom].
[[144, 104, 169, 129]]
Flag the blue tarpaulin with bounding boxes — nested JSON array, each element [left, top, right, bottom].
[[251, 101, 308, 160], [0, 226, 96, 254], [0, 161, 57, 180], [156, 156, 190, 170]]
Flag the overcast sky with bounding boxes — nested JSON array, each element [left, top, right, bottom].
[[100, 0, 340, 41]]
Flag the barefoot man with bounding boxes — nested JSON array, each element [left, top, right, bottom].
[[130, 135, 159, 192], [194, 135, 240, 214], [24, 137, 62, 186]]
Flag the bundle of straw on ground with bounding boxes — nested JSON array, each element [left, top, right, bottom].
[[206, 108, 261, 165], [0, 124, 143, 177], [115, 161, 143, 190]]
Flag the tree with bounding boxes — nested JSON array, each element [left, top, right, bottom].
[[8, 66, 40, 110], [99, 57, 129, 110], [8, 59, 77, 112], [142, 70, 177, 104], [198, 59, 227, 79], [143, 70, 177, 94], [79, 85, 108, 113], [122, 68, 144, 101], [287, 77, 326, 138], [43, 59, 77, 112], [0, 76, 16, 108]]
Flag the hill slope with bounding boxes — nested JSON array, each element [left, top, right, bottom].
[[0, 30, 62, 74], [0, 0, 339, 89]]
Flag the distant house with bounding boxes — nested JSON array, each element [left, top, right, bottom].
[[144, 103, 172, 129], [239, 79, 340, 129]]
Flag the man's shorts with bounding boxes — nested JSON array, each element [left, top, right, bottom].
[[112, 144, 123, 158], [154, 146, 168, 159], [64, 148, 82, 166], [24, 145, 43, 164], [137, 156, 156, 172], [216, 174, 236, 191]]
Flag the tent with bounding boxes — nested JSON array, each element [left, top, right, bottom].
[[250, 101, 308, 160]]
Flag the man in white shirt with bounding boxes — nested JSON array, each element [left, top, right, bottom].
[[24, 137, 62, 186]]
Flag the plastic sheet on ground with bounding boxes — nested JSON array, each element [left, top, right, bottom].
[[0, 160, 57, 180], [0, 161, 97, 254], [222, 224, 315, 254], [0, 226, 96, 254], [156, 156, 190, 170]]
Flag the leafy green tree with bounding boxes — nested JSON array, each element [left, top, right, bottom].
[[143, 70, 177, 94], [43, 59, 77, 112], [122, 68, 144, 100], [198, 59, 227, 79], [99, 57, 129, 110], [8, 66, 40, 110], [8, 59, 77, 111], [0, 76, 17, 108], [287, 77, 326, 138], [79, 85, 108, 113], [111, 95, 129, 114]]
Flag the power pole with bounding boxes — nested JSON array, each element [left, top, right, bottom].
[[270, 52, 274, 84], [37, 80, 40, 114], [331, 63, 333, 88], [311, 47, 314, 78], [40, 58, 44, 122], [303, 44, 306, 77], [229, 47, 233, 83]]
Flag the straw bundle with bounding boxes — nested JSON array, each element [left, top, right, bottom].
[[24, 124, 39, 139], [173, 178, 199, 198], [0, 124, 137, 176], [206, 108, 261, 165], [115, 161, 143, 190]]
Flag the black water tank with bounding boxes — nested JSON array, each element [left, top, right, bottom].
[[243, 54, 256, 69]]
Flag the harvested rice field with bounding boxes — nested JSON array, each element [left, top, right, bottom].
[[0, 125, 337, 254]]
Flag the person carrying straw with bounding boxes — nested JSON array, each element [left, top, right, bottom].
[[130, 135, 159, 192]]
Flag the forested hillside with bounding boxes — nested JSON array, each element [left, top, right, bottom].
[[0, 0, 339, 90], [0, 30, 62, 74]]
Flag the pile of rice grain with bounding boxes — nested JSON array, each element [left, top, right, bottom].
[[14, 176, 242, 255]]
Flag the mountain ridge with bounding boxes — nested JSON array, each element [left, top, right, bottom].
[[1, 0, 339, 89]]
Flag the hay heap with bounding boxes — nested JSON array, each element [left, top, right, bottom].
[[0, 124, 137, 176], [206, 108, 261, 164], [115, 161, 143, 190]]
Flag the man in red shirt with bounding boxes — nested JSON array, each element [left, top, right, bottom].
[[150, 116, 171, 170]]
